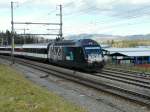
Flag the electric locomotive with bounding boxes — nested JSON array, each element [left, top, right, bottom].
[[48, 39, 104, 71]]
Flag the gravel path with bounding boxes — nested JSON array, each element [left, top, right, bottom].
[[0, 58, 149, 112]]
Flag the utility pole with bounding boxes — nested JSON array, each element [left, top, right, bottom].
[[11, 1, 15, 64], [0, 38, 3, 46], [60, 5, 63, 39], [23, 28, 27, 44], [57, 4, 63, 40]]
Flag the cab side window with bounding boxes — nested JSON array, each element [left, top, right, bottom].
[[64, 47, 74, 61]]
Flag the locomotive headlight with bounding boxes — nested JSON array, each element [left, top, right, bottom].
[[98, 55, 103, 61], [87, 54, 102, 63], [87, 60, 93, 63], [87, 55, 93, 63], [104, 56, 109, 62]]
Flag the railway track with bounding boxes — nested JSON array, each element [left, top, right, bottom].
[[104, 66, 150, 78], [0, 55, 150, 107], [101, 69, 150, 84], [94, 72, 150, 89]]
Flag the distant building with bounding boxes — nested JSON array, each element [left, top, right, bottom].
[[101, 44, 111, 49], [136, 46, 150, 48], [103, 47, 150, 65]]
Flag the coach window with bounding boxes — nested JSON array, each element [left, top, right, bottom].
[[39, 48, 43, 54], [45, 49, 47, 54], [33, 48, 35, 53], [29, 48, 31, 53], [35, 48, 37, 53], [26, 48, 28, 52], [0, 48, 4, 50], [27, 48, 30, 52], [37, 48, 44, 54], [36, 48, 39, 53], [29, 48, 31, 52], [26, 48, 29, 52], [42, 49, 45, 54], [43, 48, 46, 54]]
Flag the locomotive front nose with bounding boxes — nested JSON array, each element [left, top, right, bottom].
[[84, 45, 104, 70], [86, 54, 104, 68]]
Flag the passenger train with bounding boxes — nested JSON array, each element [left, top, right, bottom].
[[0, 39, 105, 71]]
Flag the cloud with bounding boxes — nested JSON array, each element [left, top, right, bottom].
[[62, 0, 150, 19], [0, 0, 150, 35], [129, 0, 150, 4], [2, 0, 150, 19], [108, 0, 150, 18]]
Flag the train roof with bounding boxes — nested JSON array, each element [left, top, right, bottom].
[[22, 43, 50, 48], [0, 44, 49, 49], [0, 39, 100, 49], [54, 39, 100, 46]]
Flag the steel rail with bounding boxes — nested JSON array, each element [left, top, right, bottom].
[[101, 70, 150, 84], [93, 73, 150, 89], [104, 66, 150, 78], [103, 68, 150, 80]]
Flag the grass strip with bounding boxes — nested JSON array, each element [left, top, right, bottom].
[[0, 64, 87, 112]]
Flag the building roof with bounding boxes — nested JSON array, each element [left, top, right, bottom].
[[101, 44, 111, 48], [105, 47, 150, 53], [136, 46, 150, 48], [104, 47, 150, 57], [111, 51, 150, 57], [23, 43, 49, 48]]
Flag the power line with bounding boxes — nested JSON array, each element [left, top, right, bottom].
[[56, 5, 63, 40], [18, 33, 59, 36], [13, 22, 60, 25], [48, 9, 57, 15]]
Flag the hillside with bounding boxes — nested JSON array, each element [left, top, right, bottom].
[[67, 34, 150, 41]]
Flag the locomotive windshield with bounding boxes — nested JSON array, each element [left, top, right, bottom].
[[84, 47, 101, 54]]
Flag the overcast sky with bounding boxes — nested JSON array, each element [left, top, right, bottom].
[[0, 0, 150, 38]]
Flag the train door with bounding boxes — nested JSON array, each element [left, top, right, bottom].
[[74, 47, 84, 63]]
